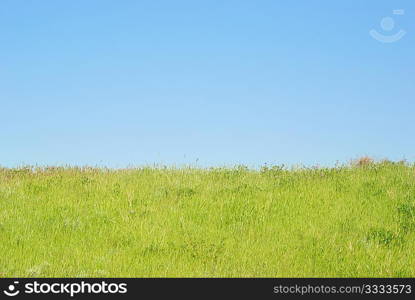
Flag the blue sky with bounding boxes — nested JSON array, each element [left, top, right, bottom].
[[1, 0, 414, 167]]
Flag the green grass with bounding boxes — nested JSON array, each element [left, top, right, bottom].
[[1, 161, 415, 277]]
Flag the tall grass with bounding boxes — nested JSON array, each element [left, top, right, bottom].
[[0, 161, 414, 277]]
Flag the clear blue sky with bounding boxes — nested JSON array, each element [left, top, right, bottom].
[[1, 0, 414, 167]]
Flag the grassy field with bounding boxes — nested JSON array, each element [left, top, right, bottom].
[[1, 160, 414, 277]]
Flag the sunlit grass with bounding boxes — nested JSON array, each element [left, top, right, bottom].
[[1, 161, 414, 277]]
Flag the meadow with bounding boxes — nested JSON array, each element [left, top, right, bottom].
[[1, 160, 414, 277]]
